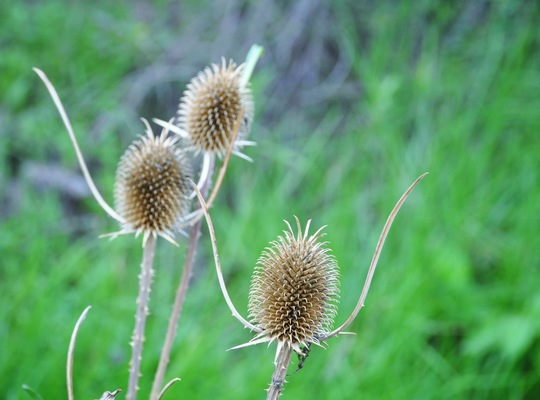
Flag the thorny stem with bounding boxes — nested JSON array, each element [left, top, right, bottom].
[[149, 158, 215, 400], [267, 342, 293, 400], [67, 306, 91, 400], [323, 172, 429, 340], [127, 235, 157, 400], [32, 68, 123, 223]]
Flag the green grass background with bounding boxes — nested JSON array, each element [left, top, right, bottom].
[[1, 1, 539, 399]]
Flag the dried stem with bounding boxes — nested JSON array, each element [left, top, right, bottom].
[[192, 182, 261, 332], [32, 68, 123, 223], [157, 378, 181, 400], [267, 343, 293, 400], [67, 306, 91, 400], [127, 235, 157, 400], [205, 109, 244, 209], [149, 157, 215, 400], [323, 172, 428, 340]]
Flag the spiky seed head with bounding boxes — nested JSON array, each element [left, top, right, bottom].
[[248, 217, 340, 353], [177, 58, 254, 157], [114, 120, 192, 242]]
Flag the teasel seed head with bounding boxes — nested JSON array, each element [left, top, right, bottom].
[[114, 119, 192, 244], [177, 58, 254, 157], [248, 217, 340, 354]]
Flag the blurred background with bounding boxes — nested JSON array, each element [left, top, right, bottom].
[[1, 0, 539, 399]]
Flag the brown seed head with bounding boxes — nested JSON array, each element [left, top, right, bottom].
[[177, 58, 254, 156], [248, 217, 340, 351], [114, 120, 192, 242]]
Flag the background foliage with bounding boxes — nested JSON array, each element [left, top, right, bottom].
[[1, 1, 539, 399]]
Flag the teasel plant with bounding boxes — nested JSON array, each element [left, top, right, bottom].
[[33, 69, 195, 400], [148, 44, 263, 400], [193, 172, 428, 399], [33, 43, 263, 400]]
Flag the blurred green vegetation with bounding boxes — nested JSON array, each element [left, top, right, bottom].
[[1, 1, 539, 399]]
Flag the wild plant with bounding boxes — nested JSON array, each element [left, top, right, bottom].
[[193, 172, 427, 399], [33, 42, 426, 399], [33, 45, 263, 400]]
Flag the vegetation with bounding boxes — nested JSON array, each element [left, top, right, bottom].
[[1, 1, 539, 399]]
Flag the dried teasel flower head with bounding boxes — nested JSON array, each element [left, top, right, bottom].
[[113, 119, 192, 245], [33, 68, 193, 245], [177, 58, 254, 158], [248, 217, 340, 354]]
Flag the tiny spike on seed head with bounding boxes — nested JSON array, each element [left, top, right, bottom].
[[248, 217, 340, 354], [177, 58, 254, 157], [114, 119, 192, 243]]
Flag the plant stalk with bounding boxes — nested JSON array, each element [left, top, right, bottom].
[[267, 343, 293, 400], [150, 46, 262, 397], [149, 157, 215, 400], [127, 235, 157, 400]]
